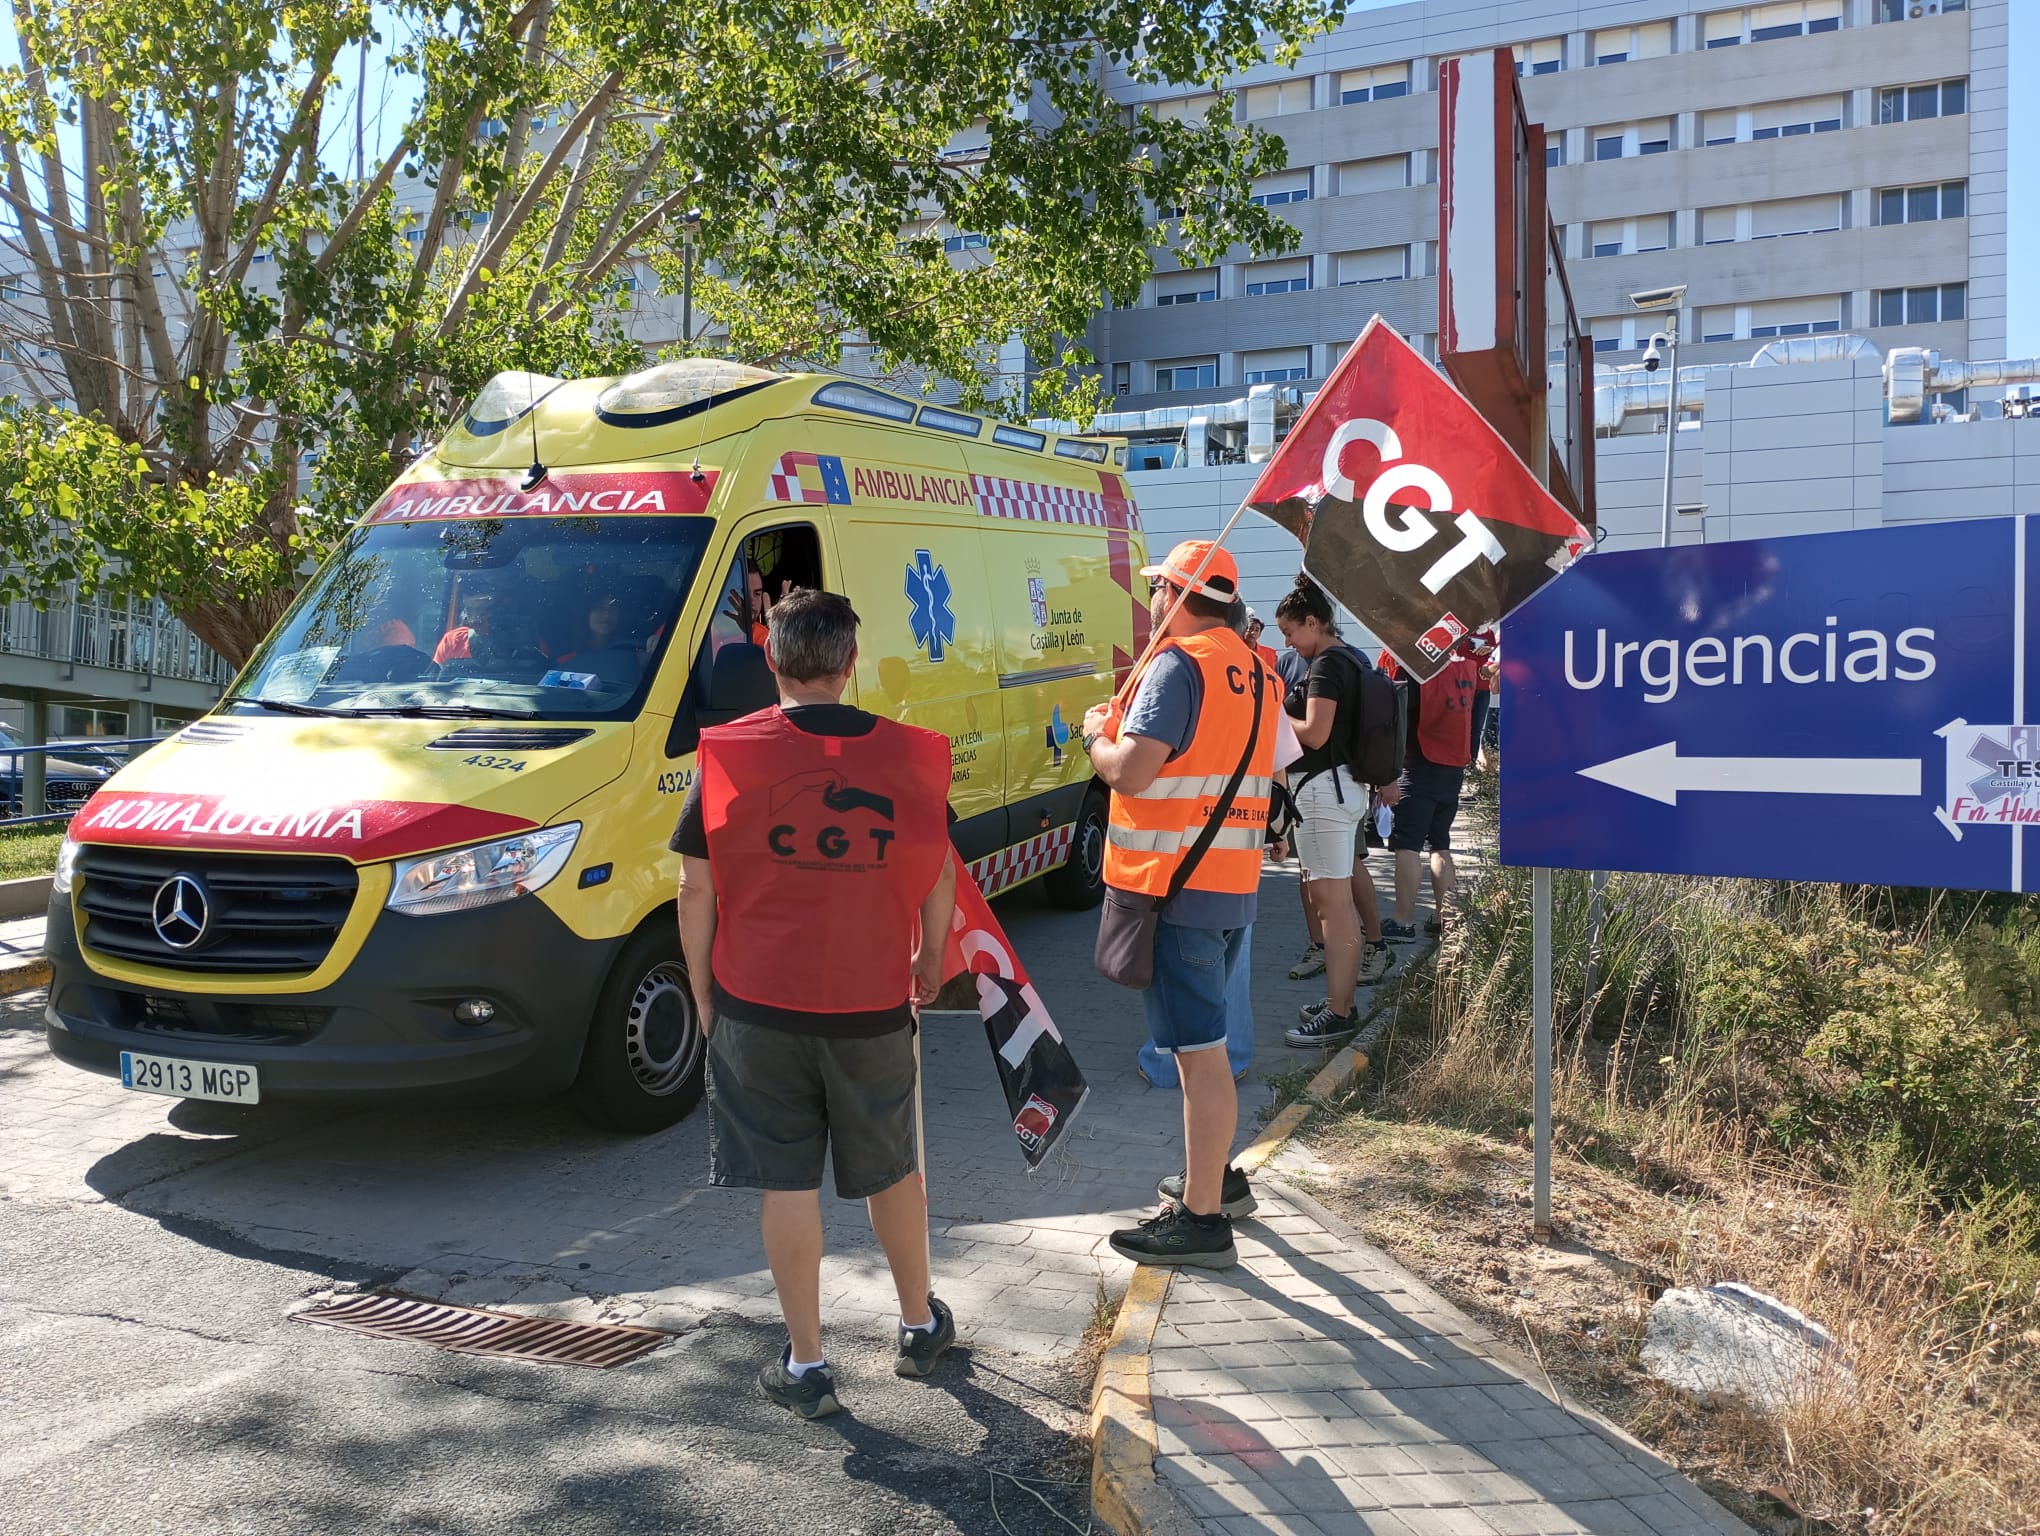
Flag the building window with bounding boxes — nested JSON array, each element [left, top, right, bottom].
[[1592, 118, 1673, 160], [1335, 247, 1408, 285], [1153, 93, 1219, 122], [1154, 358, 1218, 391], [1546, 139, 1564, 168], [942, 232, 989, 253], [1592, 21, 1671, 64], [1338, 63, 1411, 104], [1244, 258, 1310, 296], [1875, 283, 1967, 325], [1335, 154, 1409, 195], [1155, 268, 1218, 306], [1242, 78, 1312, 119], [1877, 180, 1967, 224], [1586, 215, 1674, 257], [1879, 78, 1967, 123], [1702, 96, 1843, 144], [1242, 347, 1310, 385], [1704, 1, 1842, 47], [1877, 0, 1964, 18], [1249, 171, 1312, 207], [1700, 295, 1846, 340], [1113, 362, 1130, 396], [1513, 38, 1563, 75]]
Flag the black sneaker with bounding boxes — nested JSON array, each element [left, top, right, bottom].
[[1155, 1164, 1258, 1219], [1285, 1002, 1360, 1049], [1109, 1204, 1237, 1269], [894, 1295, 956, 1378], [1379, 918, 1418, 944], [1297, 997, 1330, 1023], [757, 1348, 841, 1419]]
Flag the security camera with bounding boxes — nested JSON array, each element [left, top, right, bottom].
[[1628, 284, 1687, 313], [1642, 337, 1663, 372]]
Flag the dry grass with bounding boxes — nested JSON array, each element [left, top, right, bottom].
[[1293, 800, 2040, 1535]]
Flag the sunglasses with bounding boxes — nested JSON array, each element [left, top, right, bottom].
[[1148, 577, 1181, 596]]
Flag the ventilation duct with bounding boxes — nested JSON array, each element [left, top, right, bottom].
[[1885, 347, 2040, 424]]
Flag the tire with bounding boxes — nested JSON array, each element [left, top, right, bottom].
[[1043, 789, 1108, 910], [570, 923, 706, 1133]]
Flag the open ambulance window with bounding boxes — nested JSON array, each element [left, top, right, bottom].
[[668, 523, 823, 755]]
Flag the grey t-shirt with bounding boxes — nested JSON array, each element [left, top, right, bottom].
[[1119, 648, 1257, 931]]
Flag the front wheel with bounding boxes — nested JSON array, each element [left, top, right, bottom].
[[1043, 790, 1108, 910], [570, 923, 706, 1133]]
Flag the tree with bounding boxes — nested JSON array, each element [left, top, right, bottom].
[[0, 0, 1336, 666]]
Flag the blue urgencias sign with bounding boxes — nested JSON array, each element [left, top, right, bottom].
[[1501, 516, 2040, 893]]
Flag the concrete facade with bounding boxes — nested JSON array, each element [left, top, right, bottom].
[[1091, 0, 2005, 417]]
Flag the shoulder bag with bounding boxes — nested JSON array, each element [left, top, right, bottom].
[[1094, 656, 1266, 990]]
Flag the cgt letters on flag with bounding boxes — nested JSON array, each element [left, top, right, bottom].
[[1246, 318, 1593, 681], [936, 852, 1088, 1167]]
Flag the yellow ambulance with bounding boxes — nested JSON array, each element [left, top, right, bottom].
[[44, 361, 1151, 1131]]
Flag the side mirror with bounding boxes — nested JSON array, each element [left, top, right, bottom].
[[700, 642, 776, 726]]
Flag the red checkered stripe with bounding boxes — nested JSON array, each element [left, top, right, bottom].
[[972, 475, 1110, 527], [969, 823, 1076, 896], [767, 452, 830, 505]]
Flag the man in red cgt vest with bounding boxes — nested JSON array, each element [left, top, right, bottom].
[[673, 589, 958, 1419]]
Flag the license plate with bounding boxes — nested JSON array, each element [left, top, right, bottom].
[[119, 1051, 261, 1105]]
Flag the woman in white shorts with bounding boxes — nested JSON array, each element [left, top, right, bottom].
[[1275, 578, 1395, 1048]]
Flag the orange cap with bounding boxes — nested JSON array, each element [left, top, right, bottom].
[[1139, 539, 1239, 600]]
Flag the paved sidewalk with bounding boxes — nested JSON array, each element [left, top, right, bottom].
[[0, 913, 45, 960], [1147, 1180, 1752, 1536]]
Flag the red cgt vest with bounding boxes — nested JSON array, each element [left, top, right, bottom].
[[698, 708, 951, 1019]]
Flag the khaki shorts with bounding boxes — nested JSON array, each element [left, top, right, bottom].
[[705, 1016, 917, 1201]]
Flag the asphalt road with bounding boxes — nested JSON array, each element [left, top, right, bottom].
[[1, 980, 1097, 1536]]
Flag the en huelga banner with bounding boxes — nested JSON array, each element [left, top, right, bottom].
[[1246, 317, 1593, 682], [937, 852, 1088, 1167]]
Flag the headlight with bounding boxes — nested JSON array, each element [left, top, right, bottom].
[[52, 838, 80, 896], [385, 823, 581, 917]]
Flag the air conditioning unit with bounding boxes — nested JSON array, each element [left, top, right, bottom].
[[1909, 3, 1939, 16]]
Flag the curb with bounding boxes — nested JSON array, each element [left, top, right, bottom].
[[0, 875, 52, 921], [0, 955, 51, 997], [1087, 967, 1418, 1534]]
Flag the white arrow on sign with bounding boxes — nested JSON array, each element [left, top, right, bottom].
[[1578, 742, 1922, 806]]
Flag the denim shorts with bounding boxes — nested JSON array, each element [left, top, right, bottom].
[[705, 1016, 917, 1200], [1390, 757, 1466, 854], [1291, 766, 1367, 881], [1142, 923, 1248, 1056]]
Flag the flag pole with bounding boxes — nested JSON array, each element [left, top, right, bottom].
[[912, 1001, 932, 1282], [1109, 491, 1265, 714]]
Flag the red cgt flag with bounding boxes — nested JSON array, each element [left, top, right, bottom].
[[1247, 318, 1592, 681], [937, 852, 1088, 1168]]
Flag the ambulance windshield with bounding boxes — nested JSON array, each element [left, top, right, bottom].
[[228, 515, 714, 720]]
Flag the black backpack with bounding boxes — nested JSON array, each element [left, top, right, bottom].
[[1324, 645, 1406, 788]]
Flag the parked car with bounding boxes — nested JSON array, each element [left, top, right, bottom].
[[0, 722, 112, 816]]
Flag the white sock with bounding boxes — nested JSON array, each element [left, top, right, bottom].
[[787, 1355, 827, 1377], [902, 1315, 938, 1335]]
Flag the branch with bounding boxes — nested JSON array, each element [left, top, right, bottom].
[[312, 135, 412, 276], [222, 42, 340, 291], [436, 69, 624, 337], [488, 0, 552, 230], [537, 186, 688, 324], [527, 109, 607, 317]]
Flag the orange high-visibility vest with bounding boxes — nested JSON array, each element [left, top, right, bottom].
[[1105, 629, 1277, 900]]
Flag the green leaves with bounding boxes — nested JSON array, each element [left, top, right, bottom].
[[4, 0, 1335, 663]]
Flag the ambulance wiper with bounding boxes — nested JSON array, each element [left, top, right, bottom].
[[338, 703, 540, 719], [240, 697, 338, 717]]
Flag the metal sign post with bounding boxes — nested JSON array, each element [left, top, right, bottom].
[[1531, 867, 1552, 1240]]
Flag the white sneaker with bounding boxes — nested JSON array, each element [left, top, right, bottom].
[[1359, 941, 1395, 984], [1288, 943, 1326, 980]]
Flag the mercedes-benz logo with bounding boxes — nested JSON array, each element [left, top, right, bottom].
[[151, 874, 211, 950]]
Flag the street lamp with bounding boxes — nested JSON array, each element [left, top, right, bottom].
[[1630, 284, 1686, 549], [678, 206, 701, 349]]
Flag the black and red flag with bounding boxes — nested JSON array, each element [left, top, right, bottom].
[[1247, 318, 1592, 681], [937, 852, 1087, 1168]]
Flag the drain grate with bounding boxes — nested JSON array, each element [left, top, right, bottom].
[[291, 1290, 674, 1369]]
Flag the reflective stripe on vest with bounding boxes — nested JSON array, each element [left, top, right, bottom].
[[1104, 629, 1278, 901]]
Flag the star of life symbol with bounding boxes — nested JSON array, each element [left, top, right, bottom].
[[905, 549, 956, 663], [1940, 722, 2040, 832]]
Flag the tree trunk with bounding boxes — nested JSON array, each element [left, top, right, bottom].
[[180, 588, 297, 675]]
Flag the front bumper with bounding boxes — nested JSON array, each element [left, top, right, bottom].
[[43, 889, 623, 1103]]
